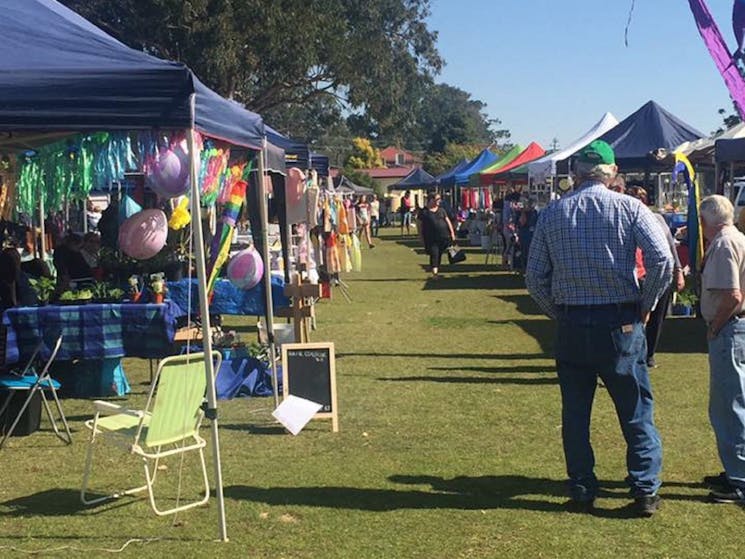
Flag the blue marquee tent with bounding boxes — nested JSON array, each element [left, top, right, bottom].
[[433, 159, 469, 185], [265, 126, 329, 177], [439, 150, 499, 187], [0, 0, 264, 149], [388, 167, 436, 190], [597, 101, 704, 169]]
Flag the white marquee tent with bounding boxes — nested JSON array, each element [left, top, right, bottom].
[[527, 112, 619, 185]]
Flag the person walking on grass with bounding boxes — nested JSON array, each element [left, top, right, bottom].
[[525, 140, 673, 517], [418, 192, 455, 280], [370, 194, 380, 237], [698, 195, 745, 504], [400, 190, 413, 236], [356, 195, 375, 249]]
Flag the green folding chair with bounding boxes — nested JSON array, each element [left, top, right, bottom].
[[80, 351, 221, 516]]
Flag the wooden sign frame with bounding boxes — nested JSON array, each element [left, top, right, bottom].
[[281, 342, 338, 432]]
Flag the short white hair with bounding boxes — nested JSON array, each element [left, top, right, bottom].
[[573, 161, 617, 181], [699, 194, 733, 226]]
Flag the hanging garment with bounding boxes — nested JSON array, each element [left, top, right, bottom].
[[306, 187, 320, 227], [347, 206, 357, 233], [337, 200, 349, 234], [350, 233, 362, 272], [461, 189, 469, 210], [285, 167, 307, 225]]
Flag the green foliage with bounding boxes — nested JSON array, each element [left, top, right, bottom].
[[714, 102, 742, 135], [676, 288, 699, 308], [60, 0, 443, 134], [28, 276, 56, 304], [345, 138, 384, 169]]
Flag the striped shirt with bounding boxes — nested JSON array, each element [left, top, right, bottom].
[[525, 181, 673, 319]]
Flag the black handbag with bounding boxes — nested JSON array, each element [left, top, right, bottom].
[[447, 245, 466, 264]]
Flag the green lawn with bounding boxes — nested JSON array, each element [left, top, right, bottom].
[[0, 228, 736, 558]]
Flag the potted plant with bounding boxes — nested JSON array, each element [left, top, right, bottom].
[[29, 276, 56, 305], [149, 273, 167, 304], [672, 288, 698, 316]]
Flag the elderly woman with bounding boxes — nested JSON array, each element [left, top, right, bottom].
[[418, 192, 455, 279]]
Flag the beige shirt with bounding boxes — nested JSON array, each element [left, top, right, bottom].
[[701, 225, 745, 322]]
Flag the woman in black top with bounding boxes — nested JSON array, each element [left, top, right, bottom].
[[418, 192, 455, 279], [0, 248, 37, 311]]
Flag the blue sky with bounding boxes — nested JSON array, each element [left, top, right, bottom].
[[427, 0, 735, 148]]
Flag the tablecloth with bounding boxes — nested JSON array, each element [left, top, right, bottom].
[[167, 276, 289, 317], [2, 301, 179, 365]]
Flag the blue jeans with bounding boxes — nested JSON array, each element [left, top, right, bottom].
[[555, 305, 662, 501], [708, 317, 745, 488]]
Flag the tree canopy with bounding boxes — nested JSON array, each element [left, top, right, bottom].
[[60, 0, 508, 160]]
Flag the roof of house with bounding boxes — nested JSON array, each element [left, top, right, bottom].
[[358, 166, 418, 179], [379, 146, 422, 164]]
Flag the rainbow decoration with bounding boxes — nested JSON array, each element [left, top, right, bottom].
[[205, 164, 251, 297]]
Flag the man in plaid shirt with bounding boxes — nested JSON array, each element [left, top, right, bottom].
[[525, 140, 673, 517]]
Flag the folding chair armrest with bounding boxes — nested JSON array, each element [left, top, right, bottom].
[[92, 400, 144, 418]]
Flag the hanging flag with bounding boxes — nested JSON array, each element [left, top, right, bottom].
[[735, 0, 745, 56], [688, 0, 745, 119], [672, 153, 704, 276]]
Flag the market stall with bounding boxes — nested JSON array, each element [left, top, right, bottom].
[[0, 0, 281, 540]]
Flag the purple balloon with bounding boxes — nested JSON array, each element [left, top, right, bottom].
[[148, 145, 191, 199], [118, 209, 169, 260], [227, 248, 264, 290]]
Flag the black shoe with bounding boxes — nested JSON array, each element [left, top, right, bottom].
[[564, 498, 595, 514], [709, 483, 745, 503], [647, 357, 657, 368], [634, 494, 661, 517], [703, 471, 728, 488]]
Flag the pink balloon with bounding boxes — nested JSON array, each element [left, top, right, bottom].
[[147, 145, 191, 199], [227, 248, 264, 290], [118, 209, 169, 260]]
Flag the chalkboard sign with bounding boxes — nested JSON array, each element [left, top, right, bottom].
[[281, 342, 338, 432]]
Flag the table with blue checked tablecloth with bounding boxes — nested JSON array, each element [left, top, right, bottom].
[[2, 301, 179, 365]]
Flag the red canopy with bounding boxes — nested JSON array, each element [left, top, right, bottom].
[[480, 142, 545, 185]]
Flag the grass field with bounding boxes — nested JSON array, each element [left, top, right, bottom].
[[0, 228, 737, 558]]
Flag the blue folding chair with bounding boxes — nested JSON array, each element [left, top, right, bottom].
[[0, 335, 71, 448]]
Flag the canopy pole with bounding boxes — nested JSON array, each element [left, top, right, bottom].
[[38, 192, 46, 260], [188, 95, 228, 543], [258, 140, 280, 407]]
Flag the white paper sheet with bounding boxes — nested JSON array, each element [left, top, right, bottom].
[[272, 395, 323, 435]]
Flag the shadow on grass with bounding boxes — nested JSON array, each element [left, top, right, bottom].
[[338, 352, 550, 360], [379, 375, 557, 386], [419, 263, 502, 275], [1, 489, 102, 516], [493, 294, 544, 316], [220, 424, 287, 435], [225, 474, 708, 515], [489, 319, 556, 355], [428, 365, 554, 374]]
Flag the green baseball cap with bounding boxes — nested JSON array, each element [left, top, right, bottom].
[[577, 140, 615, 165]]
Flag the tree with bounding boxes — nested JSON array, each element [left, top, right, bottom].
[[60, 0, 443, 139], [423, 143, 484, 177], [345, 138, 384, 169], [714, 103, 742, 135]]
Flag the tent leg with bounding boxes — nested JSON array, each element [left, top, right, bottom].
[[258, 143, 280, 408], [188, 97, 227, 542]]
